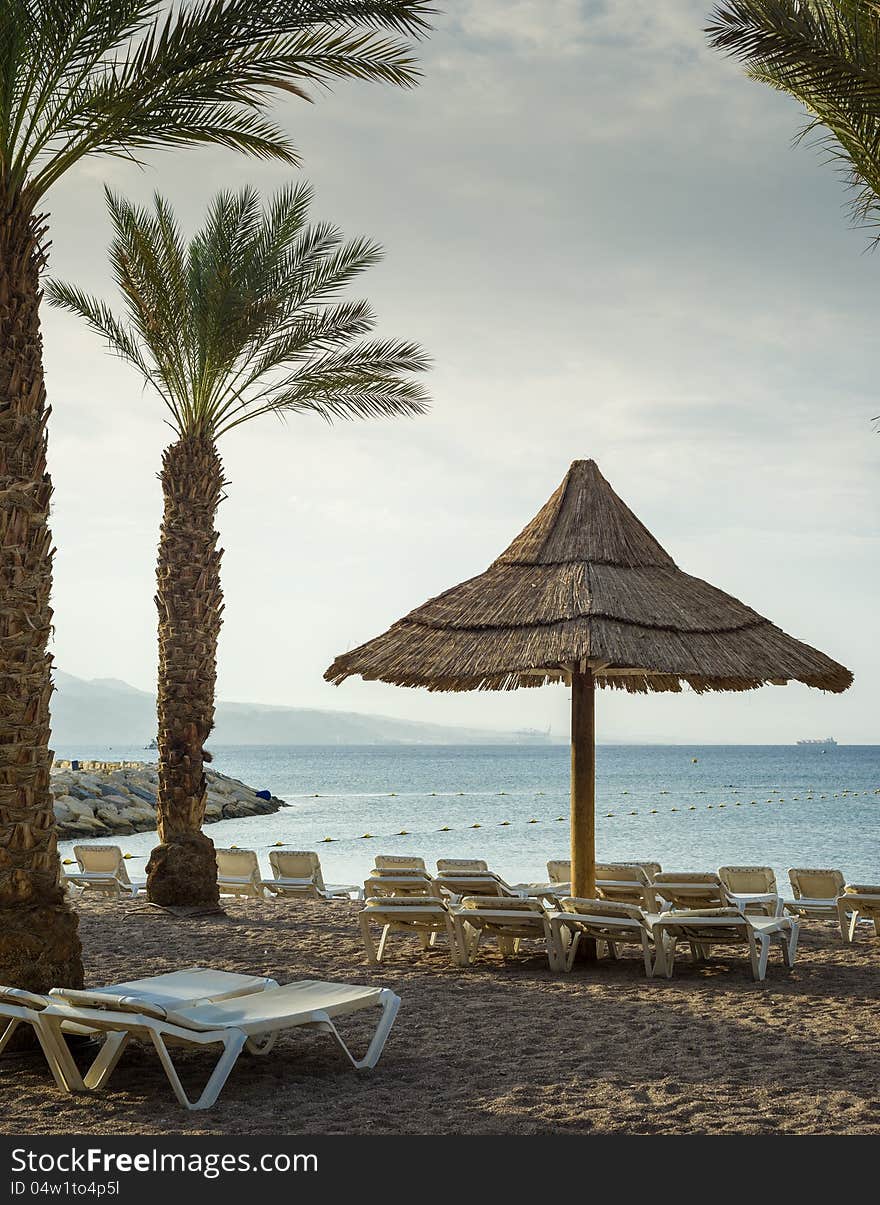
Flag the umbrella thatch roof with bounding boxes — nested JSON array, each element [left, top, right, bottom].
[[325, 459, 853, 695]]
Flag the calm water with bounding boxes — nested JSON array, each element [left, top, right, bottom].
[[55, 743, 880, 890]]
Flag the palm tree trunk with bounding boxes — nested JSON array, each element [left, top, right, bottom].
[[0, 190, 83, 990], [146, 436, 225, 906]]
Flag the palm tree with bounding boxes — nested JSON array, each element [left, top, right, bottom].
[[707, 2, 880, 236], [47, 184, 429, 905], [0, 0, 431, 987]]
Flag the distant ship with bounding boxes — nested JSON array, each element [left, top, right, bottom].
[[514, 726, 552, 744], [796, 737, 837, 746], [144, 738, 158, 750]]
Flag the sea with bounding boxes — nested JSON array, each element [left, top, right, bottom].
[[54, 743, 880, 891]]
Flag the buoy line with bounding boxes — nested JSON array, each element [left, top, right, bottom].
[[303, 787, 877, 844]]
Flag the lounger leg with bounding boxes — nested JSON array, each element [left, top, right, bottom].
[[444, 916, 461, 965], [785, 922, 799, 966], [847, 908, 859, 943], [314, 989, 402, 1071], [82, 1032, 130, 1090], [28, 1017, 87, 1093], [0, 1017, 20, 1056], [149, 1029, 248, 1111], [749, 931, 769, 981], [640, 933, 653, 977], [376, 924, 392, 962], [664, 935, 678, 978], [564, 930, 580, 972], [359, 913, 378, 964]]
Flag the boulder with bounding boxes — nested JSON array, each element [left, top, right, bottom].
[[63, 797, 97, 821]]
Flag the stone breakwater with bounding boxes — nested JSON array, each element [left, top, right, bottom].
[[50, 760, 284, 839]]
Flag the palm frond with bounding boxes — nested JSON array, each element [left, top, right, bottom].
[[47, 183, 430, 440], [707, 2, 880, 234], [0, 1, 434, 199]]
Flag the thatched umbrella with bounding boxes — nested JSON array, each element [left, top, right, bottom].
[[325, 459, 853, 897]]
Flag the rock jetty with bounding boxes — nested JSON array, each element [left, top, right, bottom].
[[51, 760, 284, 839]]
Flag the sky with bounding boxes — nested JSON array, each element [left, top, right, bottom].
[[41, 1, 879, 744]]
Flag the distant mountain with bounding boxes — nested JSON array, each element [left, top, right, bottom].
[[51, 671, 547, 746]]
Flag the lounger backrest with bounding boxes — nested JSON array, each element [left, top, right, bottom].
[[561, 898, 645, 920], [437, 859, 489, 873], [596, 863, 650, 886], [789, 868, 845, 899], [436, 875, 512, 897], [370, 867, 431, 879], [653, 872, 725, 908], [844, 883, 880, 896], [718, 865, 777, 894], [51, 988, 170, 1022], [631, 862, 662, 879], [363, 896, 448, 910], [216, 849, 260, 880], [0, 985, 49, 1010], [546, 860, 571, 884], [458, 895, 544, 913], [374, 855, 427, 872], [268, 850, 324, 889], [74, 844, 130, 883]]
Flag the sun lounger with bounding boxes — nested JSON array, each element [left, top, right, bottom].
[[550, 899, 655, 974], [434, 872, 520, 901], [359, 896, 458, 963], [363, 868, 435, 899], [718, 866, 782, 916], [216, 848, 263, 898], [0, 968, 278, 1093], [451, 896, 561, 967], [260, 850, 358, 899], [374, 855, 428, 872], [595, 863, 662, 912], [653, 871, 733, 912], [40, 979, 401, 1110], [65, 845, 143, 899], [648, 908, 799, 980], [434, 859, 522, 901], [783, 868, 846, 920], [837, 884, 880, 942]]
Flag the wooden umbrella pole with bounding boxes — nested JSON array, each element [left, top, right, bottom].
[[570, 665, 596, 898]]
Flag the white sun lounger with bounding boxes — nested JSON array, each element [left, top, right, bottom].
[[434, 860, 522, 902], [550, 899, 656, 974], [653, 872, 733, 912], [783, 868, 846, 920], [359, 896, 459, 963], [718, 866, 782, 917], [375, 855, 428, 872], [451, 896, 561, 967], [363, 868, 435, 899], [595, 863, 662, 913], [41, 979, 401, 1110], [837, 884, 880, 942], [647, 909, 799, 980], [65, 845, 143, 899], [260, 850, 358, 900], [0, 968, 277, 1092], [216, 848, 263, 898]]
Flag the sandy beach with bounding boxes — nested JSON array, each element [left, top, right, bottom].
[[2, 895, 878, 1136]]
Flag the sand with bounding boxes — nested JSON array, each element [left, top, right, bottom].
[[2, 895, 879, 1136]]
